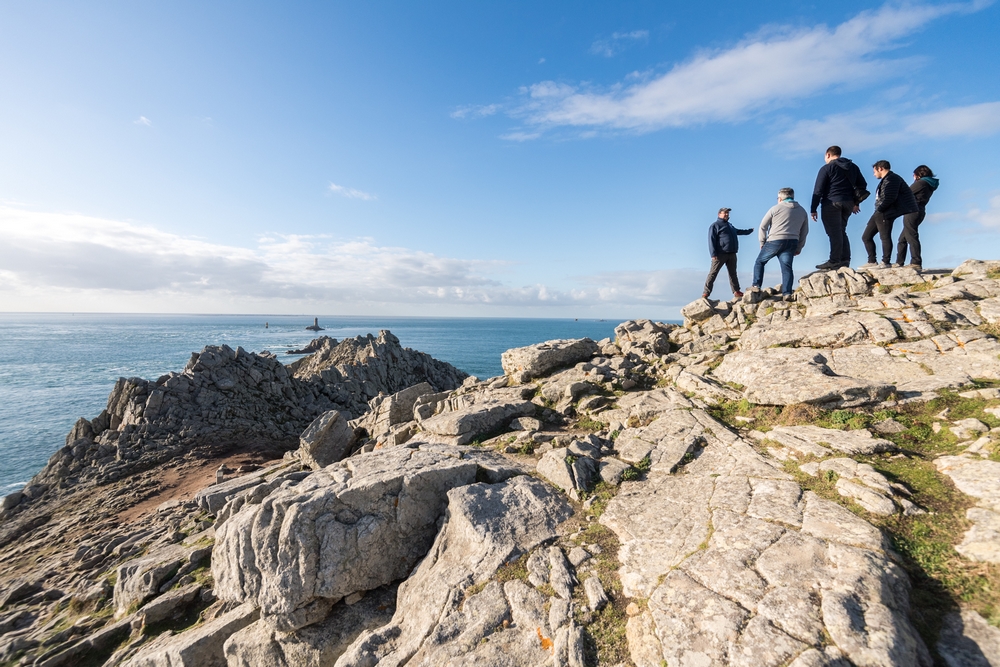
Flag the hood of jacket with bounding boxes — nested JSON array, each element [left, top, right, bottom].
[[831, 157, 855, 171], [921, 176, 940, 190]]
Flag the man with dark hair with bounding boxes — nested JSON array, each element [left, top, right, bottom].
[[702, 207, 753, 300], [860, 160, 918, 268], [811, 145, 867, 270]]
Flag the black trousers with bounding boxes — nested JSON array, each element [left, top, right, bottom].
[[821, 201, 853, 263], [895, 206, 925, 266], [862, 211, 897, 264], [704, 252, 740, 296]]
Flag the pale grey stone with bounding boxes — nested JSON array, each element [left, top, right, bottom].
[[299, 410, 357, 470], [713, 348, 893, 408], [648, 570, 747, 667], [122, 602, 258, 667], [536, 448, 576, 494], [935, 456, 1000, 511], [748, 478, 803, 527], [786, 646, 852, 667], [333, 476, 571, 667], [509, 416, 541, 432], [418, 389, 536, 445], [936, 608, 1000, 667], [614, 319, 674, 357], [757, 586, 826, 645], [567, 546, 590, 568], [526, 549, 549, 588], [729, 615, 807, 667], [874, 418, 907, 433], [800, 492, 887, 552], [956, 507, 1000, 563], [134, 583, 201, 627], [500, 338, 599, 381], [113, 545, 188, 617], [680, 298, 716, 323], [835, 478, 897, 515], [548, 547, 576, 600], [598, 458, 629, 486], [739, 311, 898, 351], [951, 418, 990, 440], [583, 577, 608, 611], [213, 447, 478, 629]]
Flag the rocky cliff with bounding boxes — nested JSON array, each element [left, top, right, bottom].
[[3, 262, 1000, 666]]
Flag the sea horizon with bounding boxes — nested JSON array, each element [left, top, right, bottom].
[[0, 312, 645, 493]]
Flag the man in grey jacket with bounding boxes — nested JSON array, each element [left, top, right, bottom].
[[751, 188, 809, 299]]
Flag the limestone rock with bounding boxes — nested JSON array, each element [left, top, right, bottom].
[[334, 476, 572, 666], [765, 425, 896, 456], [956, 507, 1000, 563], [298, 410, 357, 470], [418, 388, 536, 445], [680, 298, 716, 323], [113, 545, 188, 617], [739, 311, 899, 351], [614, 319, 674, 357], [936, 608, 1000, 667], [935, 456, 1000, 511], [122, 602, 258, 667], [212, 446, 478, 630], [501, 338, 599, 381], [713, 348, 893, 408]]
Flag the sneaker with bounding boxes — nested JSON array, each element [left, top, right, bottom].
[[815, 261, 837, 270], [747, 285, 761, 293], [701, 293, 710, 300], [858, 262, 879, 269], [782, 293, 796, 302], [906, 263, 922, 270], [880, 262, 892, 268], [733, 291, 744, 299]]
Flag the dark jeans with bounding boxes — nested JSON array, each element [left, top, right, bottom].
[[862, 211, 897, 264], [753, 239, 798, 294], [896, 206, 925, 266], [704, 252, 740, 296], [821, 201, 853, 264]]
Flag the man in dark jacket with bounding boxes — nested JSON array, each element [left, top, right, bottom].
[[703, 207, 753, 300], [861, 160, 918, 267], [811, 145, 867, 270]]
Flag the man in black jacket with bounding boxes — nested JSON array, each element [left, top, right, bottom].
[[703, 207, 753, 300], [811, 145, 867, 270], [861, 160, 918, 267]]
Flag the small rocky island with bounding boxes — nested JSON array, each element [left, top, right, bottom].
[[3, 261, 1000, 666]]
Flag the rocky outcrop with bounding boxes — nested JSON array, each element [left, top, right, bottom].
[[26, 331, 466, 494], [501, 338, 599, 381]]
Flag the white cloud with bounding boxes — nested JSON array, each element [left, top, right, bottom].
[[450, 104, 501, 120], [538, 58, 546, 64], [590, 30, 649, 57], [328, 182, 377, 201], [776, 101, 1000, 152], [133, 116, 152, 127], [505, 2, 985, 136], [0, 205, 707, 315]]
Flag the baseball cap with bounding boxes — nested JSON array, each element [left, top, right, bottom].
[[718, 207, 731, 215]]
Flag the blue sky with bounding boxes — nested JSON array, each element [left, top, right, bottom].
[[1, 1, 998, 319]]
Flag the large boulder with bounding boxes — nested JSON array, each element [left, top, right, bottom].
[[713, 348, 894, 408], [212, 446, 479, 631], [501, 338, 598, 381], [417, 388, 536, 445], [332, 475, 573, 666], [298, 410, 357, 470], [615, 319, 674, 357], [122, 602, 259, 667]]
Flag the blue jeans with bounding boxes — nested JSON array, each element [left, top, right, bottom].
[[753, 239, 799, 294]]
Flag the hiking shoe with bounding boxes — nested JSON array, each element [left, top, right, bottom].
[[747, 285, 761, 293], [733, 291, 744, 299], [906, 264, 923, 270], [815, 261, 837, 270], [701, 293, 710, 300], [858, 262, 879, 269], [782, 293, 796, 302], [836, 261, 851, 268]]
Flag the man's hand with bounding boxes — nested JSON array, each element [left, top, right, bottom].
[[711, 256, 717, 261], [795, 250, 801, 256], [811, 211, 818, 221], [852, 205, 860, 214]]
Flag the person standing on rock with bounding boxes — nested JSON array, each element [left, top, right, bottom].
[[860, 160, 918, 268], [702, 207, 754, 300], [894, 165, 939, 269], [749, 188, 809, 300], [811, 146, 867, 270]]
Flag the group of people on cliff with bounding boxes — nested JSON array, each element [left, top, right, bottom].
[[702, 145, 940, 301]]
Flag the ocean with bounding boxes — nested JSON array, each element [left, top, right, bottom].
[[0, 313, 622, 493]]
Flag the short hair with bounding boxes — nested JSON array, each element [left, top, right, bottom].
[[826, 146, 842, 157], [778, 187, 795, 199], [873, 160, 891, 171], [914, 165, 934, 178]]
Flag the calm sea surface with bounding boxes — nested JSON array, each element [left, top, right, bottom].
[[0, 313, 622, 493]]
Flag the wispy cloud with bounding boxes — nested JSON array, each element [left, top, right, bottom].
[[590, 30, 649, 57], [328, 182, 377, 201], [450, 104, 501, 119], [500, 2, 986, 138], [776, 101, 1000, 152], [133, 116, 153, 127], [0, 205, 707, 313]]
